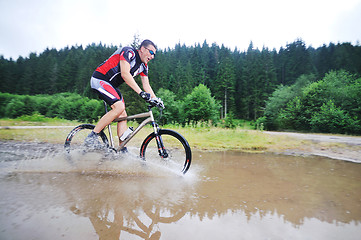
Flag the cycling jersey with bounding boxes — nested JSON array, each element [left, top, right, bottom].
[[92, 46, 148, 88]]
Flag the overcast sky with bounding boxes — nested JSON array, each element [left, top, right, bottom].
[[1, 0, 361, 59]]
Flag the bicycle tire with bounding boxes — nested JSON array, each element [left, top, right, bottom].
[[140, 129, 192, 174], [64, 124, 109, 153]]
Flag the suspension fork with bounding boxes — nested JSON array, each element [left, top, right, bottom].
[[151, 122, 169, 158]]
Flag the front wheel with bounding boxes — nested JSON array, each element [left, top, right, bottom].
[[140, 129, 192, 174]]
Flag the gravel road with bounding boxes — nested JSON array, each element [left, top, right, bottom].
[[265, 131, 361, 163]]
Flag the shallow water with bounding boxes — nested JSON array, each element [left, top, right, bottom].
[[0, 142, 361, 239]]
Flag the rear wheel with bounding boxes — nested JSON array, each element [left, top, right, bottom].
[[140, 129, 192, 174], [64, 124, 109, 154]]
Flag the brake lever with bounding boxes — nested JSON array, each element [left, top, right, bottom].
[[158, 103, 165, 110]]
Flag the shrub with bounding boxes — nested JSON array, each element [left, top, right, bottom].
[[0, 92, 103, 122], [0, 93, 14, 117], [255, 116, 266, 131], [155, 88, 181, 124], [79, 99, 103, 122], [263, 70, 361, 134], [310, 100, 360, 134], [182, 84, 220, 125], [223, 113, 237, 129], [5, 99, 26, 118]]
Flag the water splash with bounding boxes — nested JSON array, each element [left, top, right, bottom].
[[0, 141, 198, 179]]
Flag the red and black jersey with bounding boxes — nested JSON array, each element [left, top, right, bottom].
[[92, 46, 148, 87]]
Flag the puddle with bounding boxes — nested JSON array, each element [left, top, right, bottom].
[[0, 142, 360, 239]]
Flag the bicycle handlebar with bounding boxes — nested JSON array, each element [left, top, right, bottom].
[[148, 99, 165, 110]]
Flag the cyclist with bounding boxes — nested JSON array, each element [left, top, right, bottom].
[[86, 39, 163, 152]]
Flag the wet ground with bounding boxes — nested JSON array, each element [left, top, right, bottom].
[[0, 141, 361, 240], [265, 131, 361, 163]]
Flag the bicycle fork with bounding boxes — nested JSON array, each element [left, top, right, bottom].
[[151, 122, 169, 159], [155, 134, 169, 158]]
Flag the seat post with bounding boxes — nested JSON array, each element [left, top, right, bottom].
[[103, 101, 115, 148]]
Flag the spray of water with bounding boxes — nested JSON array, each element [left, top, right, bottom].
[[0, 141, 199, 180]]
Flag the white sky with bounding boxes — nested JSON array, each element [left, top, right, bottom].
[[1, 0, 361, 59]]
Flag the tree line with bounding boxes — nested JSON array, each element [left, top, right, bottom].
[[1, 39, 361, 133]]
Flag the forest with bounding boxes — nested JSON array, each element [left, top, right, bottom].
[[1, 39, 361, 134]]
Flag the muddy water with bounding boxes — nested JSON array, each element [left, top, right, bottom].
[[0, 142, 361, 240]]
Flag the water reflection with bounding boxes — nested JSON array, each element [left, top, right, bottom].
[[0, 147, 361, 239], [0, 172, 192, 240], [65, 175, 189, 240]]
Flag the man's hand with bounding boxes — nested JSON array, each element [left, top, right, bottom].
[[151, 97, 165, 109], [139, 91, 151, 102]]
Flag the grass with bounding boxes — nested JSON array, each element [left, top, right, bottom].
[[173, 126, 306, 152], [0, 113, 79, 126]]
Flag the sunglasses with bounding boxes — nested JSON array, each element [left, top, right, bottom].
[[145, 47, 156, 56]]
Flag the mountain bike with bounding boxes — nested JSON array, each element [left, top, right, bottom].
[[64, 100, 192, 174]]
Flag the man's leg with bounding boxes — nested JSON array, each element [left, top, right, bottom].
[[117, 109, 128, 146], [93, 101, 125, 134]]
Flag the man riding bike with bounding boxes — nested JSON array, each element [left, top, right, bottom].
[[86, 39, 163, 152]]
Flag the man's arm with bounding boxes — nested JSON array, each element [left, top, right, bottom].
[[120, 60, 142, 94], [140, 75, 156, 98]]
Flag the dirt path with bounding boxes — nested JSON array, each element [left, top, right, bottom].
[[265, 131, 361, 163]]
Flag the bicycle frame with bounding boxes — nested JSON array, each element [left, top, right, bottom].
[[103, 101, 159, 151]]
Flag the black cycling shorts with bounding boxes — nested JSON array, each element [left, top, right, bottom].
[[90, 77, 123, 106]]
